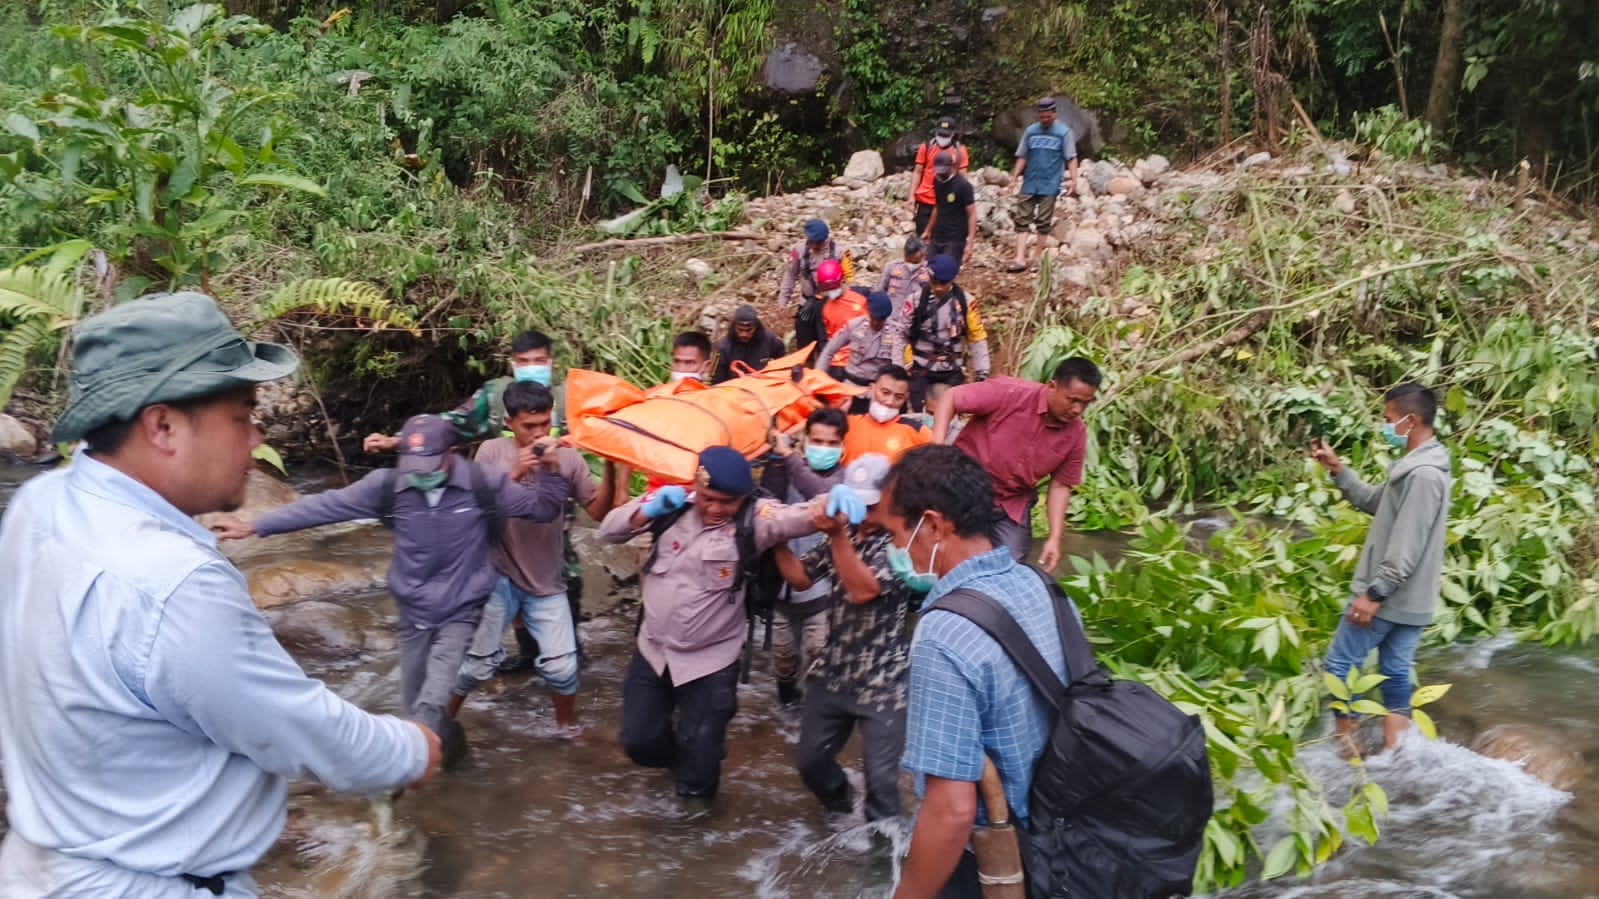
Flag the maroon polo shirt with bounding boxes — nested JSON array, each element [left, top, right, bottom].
[[951, 376, 1086, 524]]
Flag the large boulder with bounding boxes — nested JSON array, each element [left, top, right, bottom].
[[1471, 724, 1589, 791], [247, 559, 388, 610], [842, 150, 886, 182], [1081, 159, 1120, 196], [1132, 154, 1171, 184], [763, 42, 827, 94], [0, 413, 37, 459]]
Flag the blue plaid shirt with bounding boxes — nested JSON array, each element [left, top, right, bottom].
[[901, 548, 1073, 825]]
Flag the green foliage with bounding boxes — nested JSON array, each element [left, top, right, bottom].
[[837, 0, 922, 145], [251, 278, 421, 336], [0, 243, 90, 408], [1353, 104, 1436, 160]]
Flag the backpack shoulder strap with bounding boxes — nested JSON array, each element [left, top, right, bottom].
[[730, 497, 763, 596], [951, 285, 970, 338], [927, 587, 1067, 715], [910, 282, 934, 339], [375, 469, 399, 529], [642, 504, 692, 571], [1026, 565, 1101, 685], [468, 462, 501, 543]]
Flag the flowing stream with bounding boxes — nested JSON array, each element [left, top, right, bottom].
[[1, 462, 1596, 898]]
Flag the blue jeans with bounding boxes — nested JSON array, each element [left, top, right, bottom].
[[455, 576, 579, 696], [1322, 615, 1423, 717]]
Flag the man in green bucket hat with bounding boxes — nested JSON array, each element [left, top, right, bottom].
[[0, 292, 439, 898]]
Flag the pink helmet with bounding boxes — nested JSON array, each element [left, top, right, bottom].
[[815, 258, 844, 291]]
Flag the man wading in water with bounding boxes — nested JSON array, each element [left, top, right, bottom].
[[0, 292, 439, 898], [213, 413, 571, 766]]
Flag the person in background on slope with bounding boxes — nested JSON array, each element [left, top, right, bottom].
[[814, 259, 869, 380], [920, 150, 977, 267], [0, 292, 438, 899], [877, 236, 931, 317], [648, 331, 715, 397], [1008, 96, 1079, 274], [1311, 382, 1452, 757], [449, 382, 623, 736], [910, 117, 969, 237], [930, 356, 1101, 571], [779, 218, 846, 358], [711, 305, 787, 384], [213, 414, 571, 766]]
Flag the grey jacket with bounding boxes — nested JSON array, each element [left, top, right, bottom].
[[1334, 438, 1453, 626], [254, 456, 570, 627]]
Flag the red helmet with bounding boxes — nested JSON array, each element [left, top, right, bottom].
[[815, 258, 844, 291]]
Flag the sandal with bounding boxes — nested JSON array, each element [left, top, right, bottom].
[[1005, 262, 1027, 273]]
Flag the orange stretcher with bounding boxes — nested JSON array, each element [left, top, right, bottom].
[[564, 346, 864, 484]]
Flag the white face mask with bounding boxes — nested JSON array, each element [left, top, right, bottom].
[[669, 370, 702, 384], [934, 135, 952, 147], [868, 401, 899, 423], [820, 287, 844, 301]]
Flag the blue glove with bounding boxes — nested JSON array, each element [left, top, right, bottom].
[[642, 485, 687, 519], [826, 484, 867, 526]]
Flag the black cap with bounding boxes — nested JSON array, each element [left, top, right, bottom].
[[934, 116, 956, 137]]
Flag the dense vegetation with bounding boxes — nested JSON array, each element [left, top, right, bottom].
[[1, 0, 1597, 893]]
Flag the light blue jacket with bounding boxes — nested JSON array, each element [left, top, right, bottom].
[[0, 453, 426, 893]]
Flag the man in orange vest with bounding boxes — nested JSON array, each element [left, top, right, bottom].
[[816, 259, 869, 380], [843, 365, 931, 463], [909, 117, 969, 237]]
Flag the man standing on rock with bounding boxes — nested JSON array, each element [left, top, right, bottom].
[[449, 381, 623, 735], [910, 117, 969, 237], [711, 305, 786, 384], [214, 413, 572, 764], [779, 218, 845, 357], [920, 150, 977, 267], [0, 292, 439, 898], [930, 356, 1101, 570], [1009, 96, 1079, 273], [604, 447, 862, 800], [888, 254, 991, 412], [1311, 383, 1452, 756]]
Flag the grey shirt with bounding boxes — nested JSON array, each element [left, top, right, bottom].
[[1333, 438, 1453, 626]]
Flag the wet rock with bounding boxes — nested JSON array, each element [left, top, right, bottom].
[[841, 150, 885, 183], [248, 559, 387, 610], [571, 524, 648, 616], [763, 43, 826, 93], [1106, 174, 1142, 197], [267, 599, 382, 653], [1133, 154, 1170, 184], [1471, 724, 1589, 791], [684, 257, 713, 285], [0, 413, 38, 458]]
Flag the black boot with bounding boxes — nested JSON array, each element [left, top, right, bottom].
[[497, 625, 540, 675], [441, 721, 469, 770], [777, 679, 803, 707]]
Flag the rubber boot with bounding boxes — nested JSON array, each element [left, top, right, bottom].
[[441, 720, 469, 770], [777, 679, 803, 708]]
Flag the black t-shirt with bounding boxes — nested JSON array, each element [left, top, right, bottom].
[[930, 174, 975, 241]]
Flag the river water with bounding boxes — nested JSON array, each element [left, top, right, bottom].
[[1, 461, 1596, 898]]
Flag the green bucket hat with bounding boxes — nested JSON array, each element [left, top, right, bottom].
[[52, 291, 299, 444]]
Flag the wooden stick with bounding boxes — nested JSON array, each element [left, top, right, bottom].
[[570, 230, 769, 256], [1100, 312, 1270, 403]]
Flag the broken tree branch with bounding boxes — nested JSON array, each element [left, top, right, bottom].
[[1102, 312, 1271, 403], [570, 230, 769, 256]]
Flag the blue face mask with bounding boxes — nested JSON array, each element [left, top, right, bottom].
[[1380, 415, 1412, 449], [514, 363, 553, 386], [887, 515, 939, 593], [804, 444, 842, 472]]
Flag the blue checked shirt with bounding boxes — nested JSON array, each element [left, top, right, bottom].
[[901, 547, 1074, 825]]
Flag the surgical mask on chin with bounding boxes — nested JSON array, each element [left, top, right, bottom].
[[887, 515, 939, 592], [407, 469, 448, 491], [513, 363, 553, 386], [804, 444, 842, 472], [1380, 416, 1411, 449], [821, 288, 845, 301], [669, 370, 702, 384], [868, 401, 900, 423], [934, 136, 952, 148]]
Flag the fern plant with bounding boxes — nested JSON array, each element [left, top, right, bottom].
[[249, 278, 420, 337], [0, 257, 85, 408]]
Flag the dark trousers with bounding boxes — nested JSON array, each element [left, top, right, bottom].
[[398, 617, 480, 736], [989, 497, 1038, 564], [795, 298, 824, 363], [928, 237, 967, 264], [913, 202, 934, 236], [619, 652, 741, 798], [796, 687, 907, 821], [908, 366, 965, 413]]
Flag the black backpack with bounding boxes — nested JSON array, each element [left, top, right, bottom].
[[909, 283, 970, 355], [374, 464, 502, 542], [642, 491, 787, 682], [927, 567, 1212, 899]]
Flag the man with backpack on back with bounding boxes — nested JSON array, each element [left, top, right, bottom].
[[779, 218, 847, 359], [910, 117, 969, 237], [887, 254, 991, 412], [603, 446, 866, 801], [884, 446, 1210, 899]]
